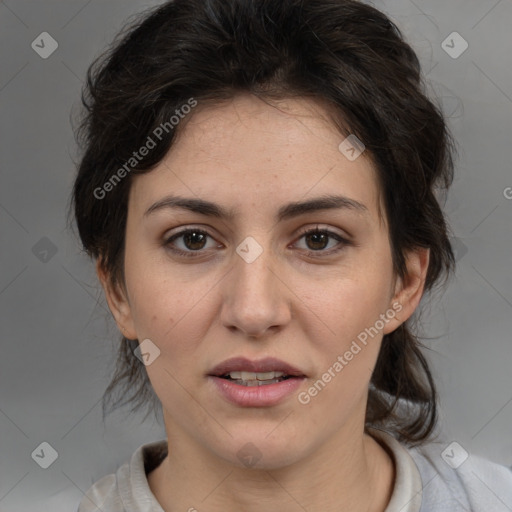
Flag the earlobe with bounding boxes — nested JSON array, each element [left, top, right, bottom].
[[383, 248, 430, 335], [95, 259, 138, 340]]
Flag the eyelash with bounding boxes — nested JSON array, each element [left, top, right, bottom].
[[163, 226, 351, 259]]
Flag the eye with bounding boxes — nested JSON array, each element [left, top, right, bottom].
[[163, 225, 350, 260], [164, 228, 221, 257], [293, 226, 350, 255]]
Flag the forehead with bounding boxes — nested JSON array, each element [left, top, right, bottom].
[[128, 94, 384, 224]]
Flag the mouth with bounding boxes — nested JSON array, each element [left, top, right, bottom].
[[217, 370, 294, 386], [208, 356, 307, 382], [207, 357, 307, 406]]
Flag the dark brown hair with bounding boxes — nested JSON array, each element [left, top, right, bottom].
[[70, 0, 456, 446]]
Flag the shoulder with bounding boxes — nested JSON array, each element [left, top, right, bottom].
[[77, 472, 124, 512], [408, 438, 512, 511], [369, 427, 512, 512], [77, 440, 167, 512]]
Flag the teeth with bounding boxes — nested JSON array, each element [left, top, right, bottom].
[[238, 378, 283, 386], [227, 371, 286, 380]]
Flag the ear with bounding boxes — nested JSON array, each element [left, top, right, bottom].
[[96, 259, 138, 340], [383, 247, 430, 335]]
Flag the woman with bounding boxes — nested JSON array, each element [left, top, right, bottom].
[[72, 0, 512, 510]]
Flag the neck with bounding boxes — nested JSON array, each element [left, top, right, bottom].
[[148, 423, 395, 512]]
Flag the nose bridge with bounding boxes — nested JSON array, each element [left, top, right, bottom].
[[220, 236, 290, 336]]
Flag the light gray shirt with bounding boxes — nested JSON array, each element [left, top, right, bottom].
[[77, 428, 512, 511]]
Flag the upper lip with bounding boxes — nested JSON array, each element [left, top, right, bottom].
[[208, 357, 307, 377]]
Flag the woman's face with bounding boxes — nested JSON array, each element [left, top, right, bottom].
[[102, 94, 424, 469]]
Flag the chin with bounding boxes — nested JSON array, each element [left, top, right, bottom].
[[214, 430, 307, 470]]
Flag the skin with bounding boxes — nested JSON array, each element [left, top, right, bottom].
[[98, 94, 429, 512]]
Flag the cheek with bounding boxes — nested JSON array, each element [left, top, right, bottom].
[[296, 275, 390, 420], [295, 258, 394, 410], [300, 264, 394, 346], [123, 250, 217, 363], [123, 267, 215, 406], [129, 282, 204, 350]]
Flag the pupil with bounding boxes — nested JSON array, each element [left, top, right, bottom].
[[184, 231, 206, 250], [306, 232, 328, 250]]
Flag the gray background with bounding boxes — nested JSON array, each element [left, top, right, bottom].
[[1, 0, 511, 510]]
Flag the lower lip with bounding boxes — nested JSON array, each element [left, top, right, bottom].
[[208, 376, 306, 407]]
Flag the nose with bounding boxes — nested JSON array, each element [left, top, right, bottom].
[[219, 241, 292, 338]]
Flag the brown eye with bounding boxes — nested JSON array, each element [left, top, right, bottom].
[[294, 227, 350, 256], [304, 232, 329, 250], [182, 230, 208, 250], [164, 228, 220, 258]]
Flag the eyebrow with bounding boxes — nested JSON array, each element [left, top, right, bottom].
[[143, 194, 369, 221]]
